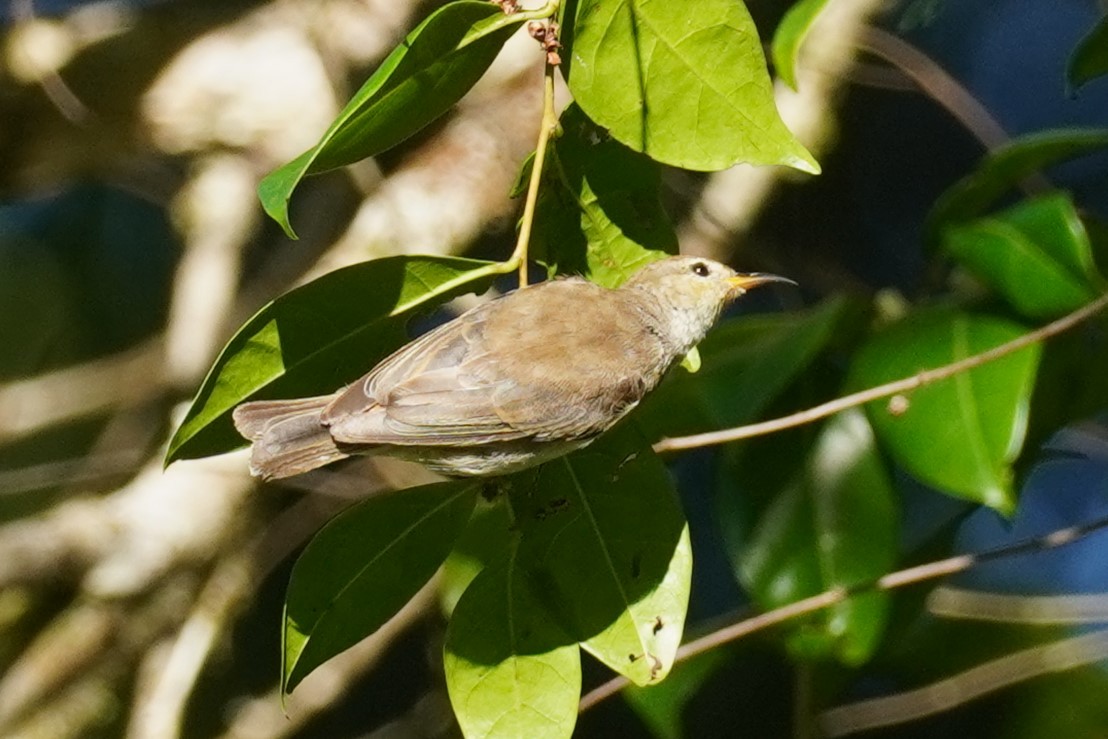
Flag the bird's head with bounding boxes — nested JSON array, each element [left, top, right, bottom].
[[622, 256, 795, 354]]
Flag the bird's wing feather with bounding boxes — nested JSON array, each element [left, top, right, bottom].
[[323, 280, 669, 447]]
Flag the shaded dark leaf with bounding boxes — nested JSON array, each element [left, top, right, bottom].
[[259, 2, 550, 237], [943, 193, 1102, 319], [284, 481, 478, 693]]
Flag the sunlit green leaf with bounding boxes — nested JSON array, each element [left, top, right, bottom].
[[511, 427, 691, 686], [533, 104, 677, 287], [739, 411, 896, 664], [1067, 16, 1108, 94], [444, 555, 580, 739], [167, 256, 502, 463], [564, 0, 818, 172], [943, 193, 1102, 318], [439, 498, 513, 618], [771, 0, 830, 90], [679, 346, 701, 374], [928, 128, 1108, 236], [848, 309, 1041, 513], [284, 481, 478, 693], [259, 2, 551, 237]]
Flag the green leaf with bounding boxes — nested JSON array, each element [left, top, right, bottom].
[[678, 346, 701, 374], [439, 498, 513, 618], [1067, 16, 1108, 94], [283, 481, 478, 693], [739, 411, 897, 664], [771, 0, 830, 90], [943, 193, 1102, 319], [564, 0, 818, 173], [166, 255, 503, 464], [259, 2, 551, 237], [848, 308, 1042, 513], [638, 296, 849, 439], [509, 150, 537, 199], [444, 554, 581, 739], [928, 128, 1108, 236], [511, 426, 691, 686], [534, 104, 677, 287]]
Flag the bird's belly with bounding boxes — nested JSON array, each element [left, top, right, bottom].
[[376, 438, 592, 477]]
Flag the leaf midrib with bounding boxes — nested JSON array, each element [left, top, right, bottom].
[[950, 318, 1000, 496], [560, 458, 649, 658]]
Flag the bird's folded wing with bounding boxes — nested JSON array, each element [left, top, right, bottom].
[[322, 285, 651, 447], [324, 352, 641, 448]]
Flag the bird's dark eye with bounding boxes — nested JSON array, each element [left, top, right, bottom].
[[691, 262, 710, 277]]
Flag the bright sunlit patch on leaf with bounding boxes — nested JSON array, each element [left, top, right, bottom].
[[565, 0, 819, 172]]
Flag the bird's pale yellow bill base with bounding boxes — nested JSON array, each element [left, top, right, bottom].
[[727, 272, 798, 295]]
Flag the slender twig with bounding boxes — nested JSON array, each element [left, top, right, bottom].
[[655, 291, 1108, 453], [127, 555, 254, 739], [0, 450, 146, 494], [855, 26, 1009, 152], [10, 0, 93, 125], [509, 55, 559, 285], [820, 627, 1108, 736], [0, 337, 165, 443], [853, 27, 1059, 202], [578, 512, 1108, 713], [928, 587, 1108, 625]]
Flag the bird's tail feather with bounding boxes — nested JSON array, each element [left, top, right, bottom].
[[232, 396, 348, 480]]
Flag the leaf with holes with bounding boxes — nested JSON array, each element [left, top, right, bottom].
[[510, 426, 691, 686], [623, 650, 730, 739]]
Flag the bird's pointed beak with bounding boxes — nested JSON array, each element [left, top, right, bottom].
[[727, 272, 797, 294]]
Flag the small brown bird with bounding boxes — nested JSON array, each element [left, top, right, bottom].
[[233, 256, 792, 479]]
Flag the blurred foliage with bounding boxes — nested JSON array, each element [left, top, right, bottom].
[[2, 0, 1108, 738], [1067, 14, 1108, 95]]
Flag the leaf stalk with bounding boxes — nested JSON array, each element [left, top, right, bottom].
[[508, 19, 560, 285]]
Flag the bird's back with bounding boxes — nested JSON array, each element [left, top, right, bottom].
[[321, 277, 674, 447]]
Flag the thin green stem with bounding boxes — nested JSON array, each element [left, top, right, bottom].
[[510, 60, 559, 285]]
